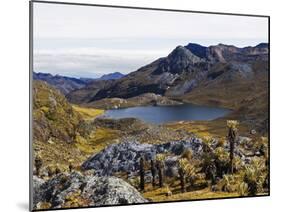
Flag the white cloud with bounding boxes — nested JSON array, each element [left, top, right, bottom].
[[34, 47, 169, 78], [32, 2, 268, 78], [33, 2, 268, 40]]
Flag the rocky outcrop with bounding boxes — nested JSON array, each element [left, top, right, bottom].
[[85, 93, 182, 109], [82, 138, 204, 176], [33, 172, 147, 210], [152, 46, 207, 75]]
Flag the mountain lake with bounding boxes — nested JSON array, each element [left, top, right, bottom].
[[104, 103, 231, 124]]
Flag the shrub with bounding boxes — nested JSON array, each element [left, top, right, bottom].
[[165, 186, 172, 197], [201, 153, 216, 184], [238, 182, 249, 196], [243, 157, 267, 195], [178, 158, 196, 192], [219, 174, 236, 192], [181, 149, 193, 160], [35, 155, 43, 176], [217, 139, 225, 147], [214, 147, 229, 177], [214, 174, 241, 192]]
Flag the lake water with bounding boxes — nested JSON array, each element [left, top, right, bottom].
[[104, 104, 231, 124]]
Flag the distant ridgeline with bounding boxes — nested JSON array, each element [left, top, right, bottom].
[[33, 71, 125, 95], [33, 43, 268, 132]]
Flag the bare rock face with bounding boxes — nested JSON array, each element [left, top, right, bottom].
[[82, 138, 204, 176], [33, 172, 147, 210], [85, 176, 147, 206], [152, 46, 206, 75]]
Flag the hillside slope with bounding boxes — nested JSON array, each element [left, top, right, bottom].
[[33, 80, 82, 143]]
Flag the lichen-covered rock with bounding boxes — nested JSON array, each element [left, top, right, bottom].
[[33, 172, 147, 210], [83, 175, 147, 206], [82, 137, 204, 176], [33, 176, 45, 204]]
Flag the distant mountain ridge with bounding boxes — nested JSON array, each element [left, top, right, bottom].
[[100, 72, 125, 80], [33, 71, 125, 94], [33, 72, 90, 94], [67, 42, 268, 102]]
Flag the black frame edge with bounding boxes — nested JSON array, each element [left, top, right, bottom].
[[30, 0, 269, 18]]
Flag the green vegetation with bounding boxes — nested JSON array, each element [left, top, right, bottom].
[[72, 105, 104, 120], [33, 78, 269, 207], [156, 154, 166, 188], [130, 121, 268, 202], [33, 81, 81, 144], [33, 81, 120, 174], [34, 155, 43, 176]]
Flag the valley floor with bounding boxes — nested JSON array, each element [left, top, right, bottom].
[[33, 102, 269, 210]]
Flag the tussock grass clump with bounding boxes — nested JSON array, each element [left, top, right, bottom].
[[181, 149, 193, 160], [242, 157, 267, 196]]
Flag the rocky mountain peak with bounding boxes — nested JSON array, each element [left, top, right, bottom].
[[185, 43, 207, 59], [255, 43, 268, 48], [152, 45, 204, 75]]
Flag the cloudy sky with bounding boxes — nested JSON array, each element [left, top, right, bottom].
[[33, 2, 268, 78]]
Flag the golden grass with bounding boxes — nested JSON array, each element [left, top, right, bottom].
[[33, 139, 88, 173], [75, 128, 121, 155], [165, 119, 251, 141], [142, 183, 239, 202], [72, 105, 104, 120], [34, 127, 121, 173]]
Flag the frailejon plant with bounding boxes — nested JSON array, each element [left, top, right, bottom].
[[243, 157, 267, 195], [178, 158, 196, 192], [227, 120, 239, 174], [150, 159, 156, 187], [156, 154, 166, 188], [178, 158, 187, 193], [139, 156, 145, 191], [201, 152, 216, 184], [214, 147, 229, 178]]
